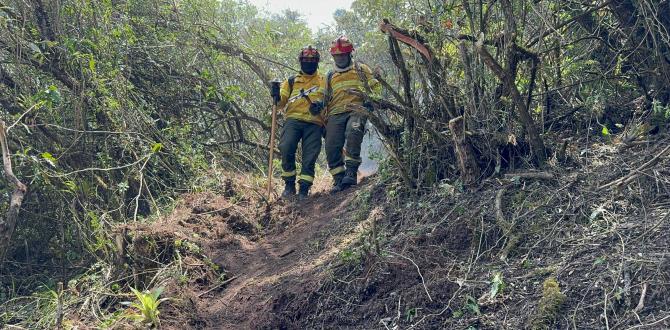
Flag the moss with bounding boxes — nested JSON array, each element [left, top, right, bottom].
[[500, 234, 519, 260], [531, 277, 567, 330]]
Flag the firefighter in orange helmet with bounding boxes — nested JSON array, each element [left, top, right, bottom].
[[320, 36, 380, 193]]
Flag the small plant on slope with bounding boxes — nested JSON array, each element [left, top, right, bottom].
[[127, 286, 168, 327]]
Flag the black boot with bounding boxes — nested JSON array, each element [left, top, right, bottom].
[[298, 181, 311, 201], [333, 166, 358, 193], [341, 166, 358, 186], [330, 173, 345, 194], [281, 180, 296, 199]]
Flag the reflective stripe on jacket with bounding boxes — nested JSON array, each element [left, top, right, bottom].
[[325, 62, 380, 116], [277, 72, 325, 126]]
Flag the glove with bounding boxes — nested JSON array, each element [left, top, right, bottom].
[[309, 101, 324, 116], [270, 82, 281, 104], [362, 99, 374, 112]]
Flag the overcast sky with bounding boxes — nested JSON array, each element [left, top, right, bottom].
[[246, 0, 354, 32]]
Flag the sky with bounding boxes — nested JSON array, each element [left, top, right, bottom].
[[246, 0, 355, 32]]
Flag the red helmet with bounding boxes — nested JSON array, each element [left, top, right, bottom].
[[330, 36, 354, 55], [298, 45, 320, 62]]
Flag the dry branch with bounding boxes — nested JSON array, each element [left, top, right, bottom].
[[474, 38, 547, 165], [0, 119, 28, 262], [598, 143, 670, 190], [633, 283, 647, 313], [379, 20, 433, 63], [504, 172, 555, 180]]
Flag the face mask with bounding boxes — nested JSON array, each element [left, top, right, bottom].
[[334, 54, 351, 68], [301, 62, 318, 75]]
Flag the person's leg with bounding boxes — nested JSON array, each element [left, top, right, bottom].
[[278, 119, 301, 197], [324, 113, 350, 189], [341, 112, 368, 187], [297, 122, 324, 199]]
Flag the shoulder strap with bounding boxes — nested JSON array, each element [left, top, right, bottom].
[[323, 70, 335, 106], [288, 75, 296, 96]]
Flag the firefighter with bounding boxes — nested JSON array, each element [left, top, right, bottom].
[[320, 36, 380, 193], [270, 46, 325, 200]]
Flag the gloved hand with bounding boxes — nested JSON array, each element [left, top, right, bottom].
[[309, 101, 324, 116], [362, 99, 374, 112], [270, 82, 281, 104]]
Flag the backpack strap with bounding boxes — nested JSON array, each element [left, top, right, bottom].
[[288, 75, 296, 97], [323, 70, 335, 108]]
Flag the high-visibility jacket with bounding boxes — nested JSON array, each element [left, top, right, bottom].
[[277, 72, 325, 126], [325, 62, 381, 116]]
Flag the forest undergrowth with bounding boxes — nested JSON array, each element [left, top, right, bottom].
[[1, 0, 670, 328], [2, 131, 669, 329]]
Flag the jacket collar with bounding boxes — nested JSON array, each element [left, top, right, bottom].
[[297, 71, 318, 81], [334, 61, 354, 73]]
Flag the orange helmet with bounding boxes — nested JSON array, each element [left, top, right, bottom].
[[330, 36, 354, 55], [298, 45, 320, 62]]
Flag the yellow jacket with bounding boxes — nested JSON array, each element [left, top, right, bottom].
[[278, 72, 325, 126], [325, 62, 381, 116]]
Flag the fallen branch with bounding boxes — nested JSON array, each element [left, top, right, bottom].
[[0, 119, 28, 262], [197, 275, 239, 297], [633, 283, 647, 313], [504, 172, 555, 181], [626, 313, 670, 330], [598, 143, 670, 190]]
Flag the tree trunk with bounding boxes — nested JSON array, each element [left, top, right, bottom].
[[449, 116, 480, 186], [0, 120, 28, 262]]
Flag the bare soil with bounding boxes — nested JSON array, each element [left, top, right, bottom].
[[120, 137, 670, 330], [124, 175, 382, 329]]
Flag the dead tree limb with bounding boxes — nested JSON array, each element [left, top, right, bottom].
[[380, 20, 433, 63], [504, 172, 555, 180], [373, 73, 410, 108], [475, 38, 547, 165], [347, 89, 448, 144], [202, 37, 271, 88], [0, 119, 28, 262], [457, 42, 478, 117]]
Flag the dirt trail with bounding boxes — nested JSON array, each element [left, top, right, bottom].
[[158, 178, 375, 329]]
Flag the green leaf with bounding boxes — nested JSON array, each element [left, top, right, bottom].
[[465, 295, 480, 315], [151, 286, 164, 301], [41, 152, 57, 167], [601, 126, 609, 136], [63, 180, 77, 192], [489, 272, 505, 299], [44, 85, 61, 105], [88, 57, 96, 72], [151, 142, 162, 153]]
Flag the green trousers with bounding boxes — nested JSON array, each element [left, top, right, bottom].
[[279, 119, 323, 185], [325, 112, 367, 176]]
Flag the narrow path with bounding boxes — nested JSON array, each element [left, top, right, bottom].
[[192, 182, 372, 329]]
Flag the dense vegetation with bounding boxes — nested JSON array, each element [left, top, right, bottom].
[[1, 0, 669, 328]]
